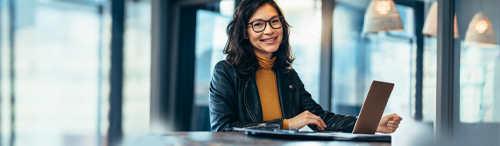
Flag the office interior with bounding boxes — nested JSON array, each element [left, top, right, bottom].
[[0, 0, 498, 145]]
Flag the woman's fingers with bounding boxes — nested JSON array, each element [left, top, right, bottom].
[[316, 120, 325, 130], [306, 114, 327, 127], [307, 119, 324, 130], [387, 123, 398, 128], [386, 123, 399, 133], [379, 114, 402, 133], [388, 121, 400, 124], [290, 110, 328, 131], [388, 119, 401, 125], [394, 115, 402, 121], [314, 119, 325, 130]]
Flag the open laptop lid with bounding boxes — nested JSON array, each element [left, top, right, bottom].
[[352, 80, 394, 134]]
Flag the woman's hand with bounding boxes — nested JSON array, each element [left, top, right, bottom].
[[376, 113, 403, 133], [286, 110, 327, 131]]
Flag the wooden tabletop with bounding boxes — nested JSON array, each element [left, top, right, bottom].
[[152, 132, 392, 146]]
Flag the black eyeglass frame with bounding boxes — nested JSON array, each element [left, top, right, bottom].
[[247, 16, 284, 33]]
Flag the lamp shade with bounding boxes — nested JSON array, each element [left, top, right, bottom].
[[362, 0, 404, 33], [464, 12, 497, 47], [422, 1, 459, 38]]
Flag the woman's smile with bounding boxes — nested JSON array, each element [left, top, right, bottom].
[[261, 37, 277, 44]]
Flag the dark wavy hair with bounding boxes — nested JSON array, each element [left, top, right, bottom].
[[223, 0, 294, 75]]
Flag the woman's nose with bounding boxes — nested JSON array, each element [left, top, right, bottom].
[[263, 22, 275, 34]]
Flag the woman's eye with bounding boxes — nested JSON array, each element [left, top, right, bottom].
[[254, 23, 263, 26], [272, 20, 279, 23]]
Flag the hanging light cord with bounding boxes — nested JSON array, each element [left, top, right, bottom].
[[480, 0, 483, 12]]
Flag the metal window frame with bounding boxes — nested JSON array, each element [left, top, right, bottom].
[[108, 0, 125, 146], [319, 0, 334, 111], [8, 0, 16, 145], [150, 0, 171, 134], [436, 0, 456, 144], [0, 0, 3, 142]]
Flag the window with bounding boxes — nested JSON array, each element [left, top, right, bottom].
[[0, 0, 152, 145], [8, 1, 104, 145], [456, 0, 500, 123], [332, 2, 415, 118]]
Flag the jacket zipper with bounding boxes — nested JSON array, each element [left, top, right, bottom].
[[243, 80, 257, 122]]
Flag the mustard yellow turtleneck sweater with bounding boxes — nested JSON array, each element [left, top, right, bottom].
[[255, 54, 289, 129]]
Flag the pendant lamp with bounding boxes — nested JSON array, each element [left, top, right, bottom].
[[362, 0, 404, 33], [422, 1, 459, 38], [464, 12, 497, 47]]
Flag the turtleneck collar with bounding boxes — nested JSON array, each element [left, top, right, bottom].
[[255, 53, 276, 70]]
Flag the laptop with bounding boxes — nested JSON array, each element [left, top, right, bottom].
[[233, 80, 394, 142]]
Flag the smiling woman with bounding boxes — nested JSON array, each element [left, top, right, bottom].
[[223, 0, 293, 75], [209, 0, 402, 133], [246, 5, 284, 59]]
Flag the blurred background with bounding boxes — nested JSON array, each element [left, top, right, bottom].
[[0, 0, 498, 146]]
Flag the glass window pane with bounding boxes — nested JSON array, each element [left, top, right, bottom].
[[123, 0, 151, 137], [456, 0, 500, 123], [449, 0, 500, 145], [194, 9, 230, 107], [332, 2, 415, 118], [332, 3, 365, 116], [13, 1, 102, 145], [422, 0, 500, 124], [1, 0, 153, 145], [422, 36, 437, 122], [193, 5, 231, 131]]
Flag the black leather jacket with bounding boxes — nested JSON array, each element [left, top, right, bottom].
[[209, 60, 357, 132]]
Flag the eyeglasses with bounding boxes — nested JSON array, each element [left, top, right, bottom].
[[248, 16, 284, 33]]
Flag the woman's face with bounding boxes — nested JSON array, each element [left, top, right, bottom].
[[247, 4, 283, 59]]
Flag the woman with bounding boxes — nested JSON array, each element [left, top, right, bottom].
[[209, 0, 402, 133]]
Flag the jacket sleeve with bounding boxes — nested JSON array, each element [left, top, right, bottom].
[[209, 61, 284, 132], [292, 70, 358, 132]]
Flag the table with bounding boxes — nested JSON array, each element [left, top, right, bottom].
[[131, 132, 392, 146]]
